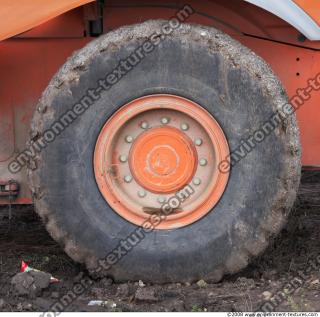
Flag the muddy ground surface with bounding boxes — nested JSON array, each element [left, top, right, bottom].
[[0, 171, 319, 312]]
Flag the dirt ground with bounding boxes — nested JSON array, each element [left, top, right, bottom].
[[0, 171, 319, 312]]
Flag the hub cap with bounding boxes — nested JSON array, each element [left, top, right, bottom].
[[130, 126, 197, 194], [94, 95, 230, 229]]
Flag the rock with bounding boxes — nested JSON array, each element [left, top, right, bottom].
[[135, 287, 158, 302], [16, 303, 23, 311], [11, 271, 51, 297], [196, 279, 207, 288], [26, 303, 33, 310], [21, 302, 33, 311], [105, 300, 117, 310], [165, 299, 185, 312], [11, 272, 37, 296], [16, 301, 33, 311], [51, 291, 60, 299], [138, 280, 146, 287], [34, 298, 52, 311], [91, 287, 104, 297], [309, 279, 320, 289], [116, 284, 130, 297], [236, 277, 255, 290], [0, 299, 5, 309], [29, 271, 51, 290], [101, 277, 113, 287], [262, 291, 272, 300]]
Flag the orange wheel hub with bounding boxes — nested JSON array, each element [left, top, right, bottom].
[[130, 127, 197, 194], [94, 95, 230, 229]]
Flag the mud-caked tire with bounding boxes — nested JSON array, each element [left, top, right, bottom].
[[28, 21, 301, 283]]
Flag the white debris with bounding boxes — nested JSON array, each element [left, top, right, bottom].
[[138, 280, 146, 287], [88, 300, 116, 308]]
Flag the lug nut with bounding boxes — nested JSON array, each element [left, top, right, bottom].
[[157, 196, 166, 204], [181, 123, 189, 131], [119, 155, 128, 163], [124, 175, 133, 183], [192, 177, 201, 186], [125, 135, 133, 143], [161, 117, 170, 125], [195, 138, 203, 146], [141, 122, 149, 129], [138, 190, 147, 198], [199, 159, 207, 166]]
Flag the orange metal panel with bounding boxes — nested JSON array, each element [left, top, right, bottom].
[[293, 0, 320, 26], [234, 36, 320, 166], [15, 7, 85, 39], [0, 107, 14, 162], [0, 38, 90, 205], [0, 0, 94, 41]]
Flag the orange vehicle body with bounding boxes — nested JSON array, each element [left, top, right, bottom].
[[0, 0, 320, 204]]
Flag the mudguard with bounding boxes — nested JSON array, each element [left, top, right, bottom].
[[0, 0, 95, 41], [245, 0, 320, 40]]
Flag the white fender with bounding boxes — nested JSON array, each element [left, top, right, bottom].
[[244, 0, 320, 41]]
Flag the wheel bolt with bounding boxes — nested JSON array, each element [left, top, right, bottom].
[[195, 138, 203, 146], [192, 177, 201, 186], [161, 117, 170, 125], [138, 190, 147, 198], [125, 135, 133, 143], [157, 197, 166, 204], [124, 175, 132, 183], [119, 155, 127, 163], [141, 122, 149, 129], [199, 159, 207, 166], [181, 123, 189, 131]]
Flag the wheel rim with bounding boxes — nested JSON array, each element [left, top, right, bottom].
[[94, 94, 230, 229]]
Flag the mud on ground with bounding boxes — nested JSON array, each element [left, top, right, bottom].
[[0, 171, 319, 312]]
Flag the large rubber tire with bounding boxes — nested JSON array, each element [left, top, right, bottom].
[[28, 21, 301, 283]]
